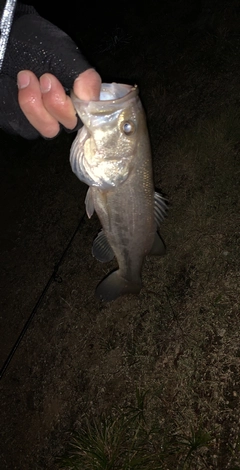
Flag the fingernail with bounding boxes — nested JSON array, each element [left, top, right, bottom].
[[40, 75, 52, 93], [17, 71, 30, 89]]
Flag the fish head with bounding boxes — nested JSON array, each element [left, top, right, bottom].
[[70, 84, 145, 189]]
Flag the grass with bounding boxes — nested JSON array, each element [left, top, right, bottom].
[[60, 101, 240, 470], [60, 390, 212, 470], [47, 2, 240, 468]]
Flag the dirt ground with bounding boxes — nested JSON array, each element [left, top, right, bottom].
[[1, 0, 240, 468]]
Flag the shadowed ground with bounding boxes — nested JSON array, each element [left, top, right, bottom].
[[1, 0, 240, 468]]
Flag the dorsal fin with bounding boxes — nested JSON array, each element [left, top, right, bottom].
[[154, 191, 168, 228], [149, 231, 166, 256]]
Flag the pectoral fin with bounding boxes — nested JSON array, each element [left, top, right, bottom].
[[92, 229, 115, 263], [85, 188, 95, 218], [154, 191, 168, 228], [149, 231, 166, 256]]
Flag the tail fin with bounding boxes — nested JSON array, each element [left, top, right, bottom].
[[95, 270, 141, 302]]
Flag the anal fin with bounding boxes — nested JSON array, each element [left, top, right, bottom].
[[92, 229, 115, 263]]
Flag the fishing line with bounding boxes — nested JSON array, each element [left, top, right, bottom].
[[0, 212, 86, 380]]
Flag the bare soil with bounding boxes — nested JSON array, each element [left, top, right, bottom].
[[1, 0, 240, 468]]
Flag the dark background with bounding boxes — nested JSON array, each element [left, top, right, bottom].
[[1, 1, 240, 469]]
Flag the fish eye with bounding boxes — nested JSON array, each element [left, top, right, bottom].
[[121, 120, 135, 135]]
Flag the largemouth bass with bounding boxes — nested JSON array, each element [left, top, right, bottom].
[[70, 83, 167, 302]]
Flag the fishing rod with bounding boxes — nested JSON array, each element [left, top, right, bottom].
[[0, 212, 86, 380]]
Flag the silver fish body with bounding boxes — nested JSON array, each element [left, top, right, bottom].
[[70, 83, 167, 301]]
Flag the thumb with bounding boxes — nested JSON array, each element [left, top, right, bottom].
[[73, 69, 101, 101]]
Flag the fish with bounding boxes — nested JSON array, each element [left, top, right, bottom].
[[70, 83, 167, 302]]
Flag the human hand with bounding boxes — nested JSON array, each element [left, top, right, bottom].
[[17, 68, 101, 139], [0, 4, 101, 139]]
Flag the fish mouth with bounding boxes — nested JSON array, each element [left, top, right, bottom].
[[71, 83, 139, 113]]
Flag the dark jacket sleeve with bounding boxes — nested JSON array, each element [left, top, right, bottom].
[[0, 2, 91, 139]]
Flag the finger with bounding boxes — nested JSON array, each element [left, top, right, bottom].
[[40, 74, 78, 130], [73, 68, 101, 101], [17, 71, 60, 138]]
